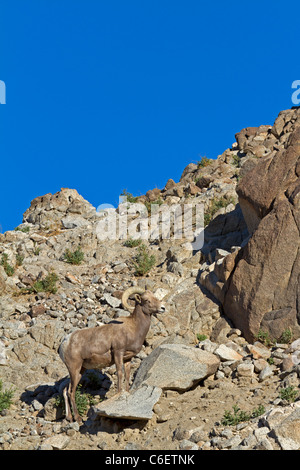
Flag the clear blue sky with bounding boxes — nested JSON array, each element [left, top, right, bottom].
[[1, 0, 300, 232]]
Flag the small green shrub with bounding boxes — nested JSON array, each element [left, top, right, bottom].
[[14, 226, 30, 233], [120, 189, 139, 204], [16, 254, 24, 267], [0, 254, 15, 277], [196, 334, 207, 342], [124, 238, 142, 248], [74, 385, 95, 416], [33, 243, 41, 256], [204, 196, 236, 226], [232, 154, 241, 168], [279, 386, 298, 404], [133, 244, 156, 276], [255, 329, 275, 348], [221, 404, 265, 426], [197, 157, 212, 168], [55, 384, 96, 418], [0, 379, 15, 413], [32, 272, 59, 294], [64, 246, 84, 265], [279, 328, 292, 344]]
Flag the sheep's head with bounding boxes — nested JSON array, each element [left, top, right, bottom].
[[121, 287, 166, 315]]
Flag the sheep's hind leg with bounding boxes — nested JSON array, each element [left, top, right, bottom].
[[68, 367, 84, 424], [63, 381, 73, 422]]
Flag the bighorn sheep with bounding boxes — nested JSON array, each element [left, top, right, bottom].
[[59, 287, 165, 423]]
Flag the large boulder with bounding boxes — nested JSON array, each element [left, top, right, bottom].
[[271, 407, 300, 450], [131, 343, 220, 391], [163, 278, 221, 337], [223, 110, 300, 342], [23, 188, 97, 230], [90, 385, 162, 421]]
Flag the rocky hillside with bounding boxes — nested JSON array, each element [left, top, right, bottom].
[[1, 107, 300, 450]]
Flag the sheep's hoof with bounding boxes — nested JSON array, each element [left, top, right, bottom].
[[75, 416, 83, 425]]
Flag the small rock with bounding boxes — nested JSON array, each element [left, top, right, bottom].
[[0, 339, 7, 365], [290, 338, 300, 351], [237, 362, 254, 377], [178, 439, 198, 450], [32, 400, 43, 411], [259, 365, 274, 382], [102, 293, 121, 308], [281, 356, 294, 371], [43, 396, 64, 421], [173, 426, 192, 441], [254, 437, 274, 450], [65, 273, 80, 284], [246, 342, 271, 360], [153, 403, 171, 423], [41, 435, 70, 450], [30, 304, 46, 317], [253, 358, 269, 373], [219, 435, 242, 449], [113, 263, 127, 273], [214, 344, 243, 362]]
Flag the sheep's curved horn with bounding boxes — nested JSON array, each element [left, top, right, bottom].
[[121, 286, 145, 312]]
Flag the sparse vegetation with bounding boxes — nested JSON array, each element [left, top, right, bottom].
[[64, 246, 85, 265], [232, 154, 241, 168], [33, 243, 41, 256], [197, 156, 212, 168], [196, 334, 207, 342], [221, 404, 265, 426], [1, 254, 15, 277], [55, 384, 96, 418], [16, 254, 24, 267], [255, 329, 275, 348], [133, 243, 156, 276], [279, 328, 292, 344], [14, 226, 30, 233], [32, 272, 59, 294], [124, 237, 142, 248], [204, 196, 236, 226], [234, 171, 241, 182], [120, 189, 139, 204], [144, 197, 163, 215], [19, 271, 59, 295], [279, 386, 299, 404], [0, 379, 15, 413]]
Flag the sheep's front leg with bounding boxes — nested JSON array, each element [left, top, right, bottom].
[[124, 361, 131, 392], [114, 351, 124, 394]]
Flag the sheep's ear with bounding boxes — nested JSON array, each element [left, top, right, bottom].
[[134, 294, 142, 303]]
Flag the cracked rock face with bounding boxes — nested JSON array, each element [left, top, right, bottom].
[[23, 188, 97, 230], [223, 111, 300, 342]]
